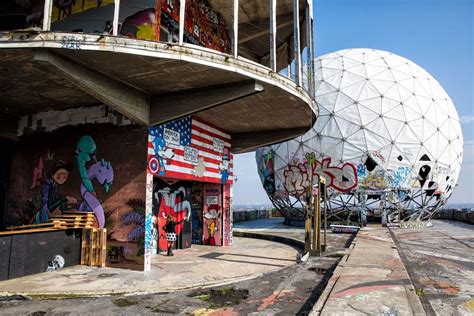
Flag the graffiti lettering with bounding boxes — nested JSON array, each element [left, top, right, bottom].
[[283, 156, 358, 197], [61, 36, 81, 50]]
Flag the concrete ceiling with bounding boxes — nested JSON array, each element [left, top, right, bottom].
[[0, 34, 315, 153]]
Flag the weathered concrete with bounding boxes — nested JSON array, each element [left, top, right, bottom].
[[233, 209, 274, 222], [150, 80, 264, 126], [34, 49, 150, 126], [0, 218, 355, 315], [0, 237, 297, 296], [0, 32, 316, 153], [391, 220, 474, 315], [313, 226, 425, 315], [434, 208, 474, 225]]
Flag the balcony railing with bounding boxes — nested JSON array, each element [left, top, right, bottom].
[[0, 0, 314, 96]]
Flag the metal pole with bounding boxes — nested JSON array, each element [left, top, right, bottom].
[[42, 0, 53, 31], [305, 0, 315, 96], [178, 0, 186, 45], [113, 0, 120, 36], [293, 0, 302, 86], [232, 0, 239, 58], [312, 175, 318, 255], [316, 178, 321, 255], [269, 0, 277, 72], [304, 191, 312, 254], [324, 183, 328, 250]]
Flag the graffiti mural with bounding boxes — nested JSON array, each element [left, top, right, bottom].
[[283, 153, 358, 197], [153, 178, 192, 251], [33, 160, 76, 224], [120, 8, 156, 41], [203, 186, 222, 246], [52, 0, 114, 23], [75, 136, 114, 228], [147, 116, 233, 185], [6, 121, 148, 271], [191, 184, 204, 245], [77, 159, 114, 228], [256, 147, 276, 195]]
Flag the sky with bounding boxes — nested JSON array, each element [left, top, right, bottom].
[[233, 0, 474, 205]]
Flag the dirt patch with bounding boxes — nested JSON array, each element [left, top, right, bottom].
[[112, 298, 139, 307], [308, 267, 327, 275], [188, 287, 249, 309]]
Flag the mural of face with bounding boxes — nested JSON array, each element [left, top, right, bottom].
[[52, 168, 69, 185]]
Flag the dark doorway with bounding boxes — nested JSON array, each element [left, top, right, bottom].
[[0, 138, 13, 230]]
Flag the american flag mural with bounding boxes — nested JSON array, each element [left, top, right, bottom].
[[147, 115, 233, 184]]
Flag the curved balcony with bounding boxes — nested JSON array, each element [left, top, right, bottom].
[[0, 0, 316, 153]]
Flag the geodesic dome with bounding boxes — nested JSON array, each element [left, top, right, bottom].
[[256, 48, 463, 224]]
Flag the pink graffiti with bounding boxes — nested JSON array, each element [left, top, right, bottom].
[[283, 157, 358, 196], [31, 156, 44, 189]]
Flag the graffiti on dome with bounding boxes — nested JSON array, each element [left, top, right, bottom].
[[283, 154, 358, 197]]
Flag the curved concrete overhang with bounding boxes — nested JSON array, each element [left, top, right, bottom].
[[0, 31, 317, 153]]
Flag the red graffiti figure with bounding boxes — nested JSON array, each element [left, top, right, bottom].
[[155, 186, 191, 251]]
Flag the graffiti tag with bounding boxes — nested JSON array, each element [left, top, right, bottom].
[[283, 156, 358, 197], [61, 36, 81, 50]]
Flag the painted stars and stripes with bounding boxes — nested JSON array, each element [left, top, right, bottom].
[[148, 115, 233, 184]]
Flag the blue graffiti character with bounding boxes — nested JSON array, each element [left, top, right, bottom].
[[219, 148, 230, 184], [153, 134, 175, 176]]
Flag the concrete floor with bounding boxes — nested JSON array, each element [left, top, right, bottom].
[[0, 237, 297, 296], [317, 225, 425, 316], [0, 220, 356, 315], [392, 220, 474, 315]]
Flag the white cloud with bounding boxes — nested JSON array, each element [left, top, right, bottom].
[[460, 115, 474, 124]]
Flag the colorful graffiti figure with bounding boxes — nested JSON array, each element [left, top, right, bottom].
[[204, 207, 219, 246], [120, 8, 156, 41], [257, 148, 276, 195], [152, 135, 175, 176], [75, 135, 97, 194], [78, 159, 114, 228], [154, 185, 191, 250], [361, 170, 386, 190], [34, 161, 75, 224], [218, 148, 230, 184]]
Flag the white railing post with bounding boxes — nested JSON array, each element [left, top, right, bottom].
[[306, 0, 315, 96], [269, 0, 277, 72], [42, 0, 53, 31], [293, 0, 302, 86], [113, 0, 120, 36], [232, 0, 239, 58], [179, 0, 186, 45]]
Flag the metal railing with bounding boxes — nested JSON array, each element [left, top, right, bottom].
[[3, 0, 314, 96]]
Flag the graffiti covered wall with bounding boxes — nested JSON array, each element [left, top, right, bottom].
[[147, 115, 233, 185], [153, 178, 192, 252], [6, 123, 148, 271]]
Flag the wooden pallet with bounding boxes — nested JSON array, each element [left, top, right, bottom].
[[6, 220, 64, 231], [0, 227, 67, 236], [50, 212, 95, 229], [81, 228, 107, 267]]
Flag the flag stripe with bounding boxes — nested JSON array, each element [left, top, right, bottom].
[[148, 116, 232, 184]]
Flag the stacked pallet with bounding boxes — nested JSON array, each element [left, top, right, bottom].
[[1, 220, 65, 235], [50, 212, 95, 229], [81, 228, 107, 267]]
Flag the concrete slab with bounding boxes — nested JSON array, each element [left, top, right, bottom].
[[0, 237, 297, 296], [313, 226, 425, 316], [391, 220, 474, 315]]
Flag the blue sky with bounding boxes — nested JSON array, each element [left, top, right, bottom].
[[233, 0, 473, 205]]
